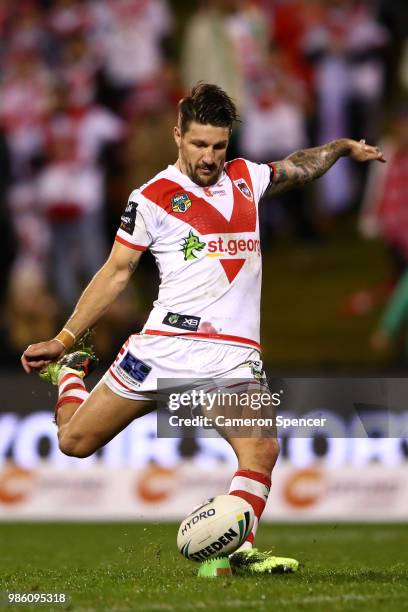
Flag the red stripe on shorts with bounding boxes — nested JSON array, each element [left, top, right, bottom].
[[109, 367, 137, 393]]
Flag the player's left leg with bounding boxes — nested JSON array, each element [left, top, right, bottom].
[[225, 435, 299, 574], [227, 435, 278, 547], [202, 379, 279, 553], [190, 343, 298, 573]]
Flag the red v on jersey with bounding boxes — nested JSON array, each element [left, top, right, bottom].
[[141, 159, 256, 235], [142, 159, 256, 283], [141, 160, 256, 284], [220, 259, 246, 283]]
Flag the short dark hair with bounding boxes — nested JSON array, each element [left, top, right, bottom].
[[178, 83, 239, 135]]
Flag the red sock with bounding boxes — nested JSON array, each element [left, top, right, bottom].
[[229, 469, 271, 549], [55, 370, 89, 412]]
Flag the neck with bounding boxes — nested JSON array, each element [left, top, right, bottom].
[[175, 157, 187, 175]]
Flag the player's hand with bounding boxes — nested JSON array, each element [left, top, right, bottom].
[[348, 139, 386, 163], [21, 339, 66, 373]]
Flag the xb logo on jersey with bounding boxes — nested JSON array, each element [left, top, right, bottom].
[[172, 193, 192, 213], [181, 230, 206, 261]]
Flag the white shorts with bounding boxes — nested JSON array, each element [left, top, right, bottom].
[[102, 334, 265, 401]]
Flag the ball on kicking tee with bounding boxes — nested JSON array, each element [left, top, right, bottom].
[[177, 495, 254, 562]]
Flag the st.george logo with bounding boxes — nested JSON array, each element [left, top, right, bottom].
[[172, 193, 192, 213]]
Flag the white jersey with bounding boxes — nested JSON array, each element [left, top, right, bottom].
[[115, 158, 274, 351]]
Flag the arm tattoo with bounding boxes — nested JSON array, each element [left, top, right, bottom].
[[128, 259, 137, 274], [266, 138, 351, 196]]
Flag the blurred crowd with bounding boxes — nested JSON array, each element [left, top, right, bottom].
[[0, 0, 407, 363]]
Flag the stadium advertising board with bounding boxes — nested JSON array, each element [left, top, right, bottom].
[[1, 374, 407, 469], [0, 463, 407, 521], [1, 373, 407, 520]]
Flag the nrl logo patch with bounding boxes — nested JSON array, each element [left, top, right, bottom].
[[172, 192, 192, 213], [234, 179, 253, 201]]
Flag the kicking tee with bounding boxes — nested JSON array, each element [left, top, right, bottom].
[[115, 159, 273, 350]]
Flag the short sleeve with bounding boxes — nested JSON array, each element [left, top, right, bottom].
[[244, 160, 274, 202], [115, 189, 159, 252]]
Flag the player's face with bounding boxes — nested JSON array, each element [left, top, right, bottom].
[[174, 121, 230, 187]]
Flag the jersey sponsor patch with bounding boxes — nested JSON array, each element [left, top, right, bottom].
[[119, 351, 152, 383], [120, 201, 138, 234], [207, 237, 261, 256], [163, 312, 201, 331], [203, 186, 227, 197], [233, 178, 253, 201], [172, 192, 192, 213]]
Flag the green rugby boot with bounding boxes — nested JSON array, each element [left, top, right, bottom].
[[230, 548, 299, 575], [197, 557, 232, 578], [39, 331, 98, 385]]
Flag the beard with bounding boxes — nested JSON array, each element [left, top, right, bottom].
[[186, 160, 223, 187]]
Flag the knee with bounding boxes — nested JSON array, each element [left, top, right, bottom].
[[58, 432, 97, 458], [236, 437, 280, 475]]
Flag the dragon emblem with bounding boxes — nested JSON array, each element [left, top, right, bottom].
[[181, 230, 206, 261]]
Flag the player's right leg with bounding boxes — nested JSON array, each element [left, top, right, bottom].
[[58, 380, 154, 458], [40, 349, 155, 458]]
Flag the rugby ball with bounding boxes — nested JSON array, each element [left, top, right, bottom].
[[177, 495, 254, 562]]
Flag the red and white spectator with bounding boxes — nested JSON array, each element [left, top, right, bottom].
[[359, 107, 408, 270], [47, 0, 92, 37], [0, 49, 54, 176], [91, 0, 173, 114]]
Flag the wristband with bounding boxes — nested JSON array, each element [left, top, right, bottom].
[[55, 328, 76, 350]]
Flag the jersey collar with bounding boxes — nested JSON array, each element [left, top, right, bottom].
[[168, 164, 227, 189]]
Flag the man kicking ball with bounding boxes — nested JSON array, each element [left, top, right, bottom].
[[21, 83, 385, 575]]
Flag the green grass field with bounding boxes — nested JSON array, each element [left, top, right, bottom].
[[0, 523, 407, 611]]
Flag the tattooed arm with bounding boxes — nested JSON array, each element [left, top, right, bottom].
[[266, 138, 386, 196]]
